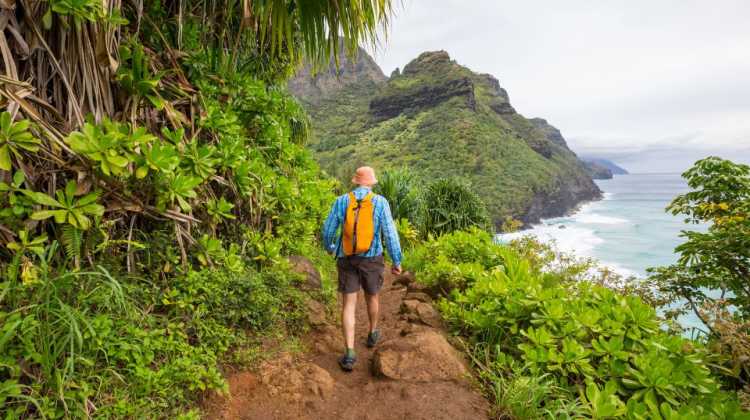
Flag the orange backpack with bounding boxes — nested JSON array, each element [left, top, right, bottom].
[[342, 192, 375, 256]]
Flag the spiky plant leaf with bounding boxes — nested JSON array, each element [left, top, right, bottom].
[[60, 225, 83, 261]]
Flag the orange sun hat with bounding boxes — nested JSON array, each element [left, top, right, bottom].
[[351, 166, 378, 186]]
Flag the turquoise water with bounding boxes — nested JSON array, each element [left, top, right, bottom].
[[498, 173, 706, 330]]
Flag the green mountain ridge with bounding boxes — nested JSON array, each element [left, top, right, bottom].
[[289, 49, 601, 226]]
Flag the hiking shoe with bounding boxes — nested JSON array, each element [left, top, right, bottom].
[[367, 330, 381, 348], [338, 354, 356, 372]]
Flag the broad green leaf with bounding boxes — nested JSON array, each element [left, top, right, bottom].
[[28, 191, 61, 207], [30, 209, 64, 221], [0, 145, 10, 170]]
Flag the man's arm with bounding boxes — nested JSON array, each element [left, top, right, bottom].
[[322, 197, 343, 254], [381, 199, 403, 270]]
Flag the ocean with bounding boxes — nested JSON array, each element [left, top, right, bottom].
[[498, 173, 706, 330]]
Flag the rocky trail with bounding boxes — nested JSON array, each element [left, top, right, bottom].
[[203, 266, 490, 419]]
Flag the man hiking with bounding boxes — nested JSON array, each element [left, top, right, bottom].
[[322, 166, 403, 372]]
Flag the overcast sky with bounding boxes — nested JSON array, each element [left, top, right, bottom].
[[369, 0, 750, 172]]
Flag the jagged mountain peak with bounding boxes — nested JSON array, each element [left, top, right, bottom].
[[402, 50, 455, 75], [289, 50, 601, 225], [288, 42, 386, 105]]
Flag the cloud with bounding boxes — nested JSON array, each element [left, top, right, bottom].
[[370, 0, 750, 169]]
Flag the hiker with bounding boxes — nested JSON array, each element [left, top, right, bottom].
[[322, 166, 403, 372]]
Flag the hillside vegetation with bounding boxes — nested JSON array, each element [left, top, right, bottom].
[[405, 227, 747, 419], [0, 1, 391, 417], [290, 50, 601, 226]]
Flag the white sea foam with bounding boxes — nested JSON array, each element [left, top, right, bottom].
[[499, 225, 641, 278], [499, 223, 603, 257], [569, 202, 628, 225], [498, 201, 638, 277], [598, 260, 640, 278], [574, 213, 629, 225]]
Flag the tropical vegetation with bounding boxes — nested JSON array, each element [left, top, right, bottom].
[[649, 156, 750, 391], [292, 49, 601, 226], [2, 1, 747, 418], [396, 157, 750, 418], [405, 228, 748, 419], [374, 168, 491, 238], [0, 0, 392, 417]]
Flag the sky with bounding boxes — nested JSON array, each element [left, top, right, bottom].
[[368, 0, 750, 172]]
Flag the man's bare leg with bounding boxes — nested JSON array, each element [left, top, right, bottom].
[[341, 292, 358, 351], [365, 293, 379, 333]]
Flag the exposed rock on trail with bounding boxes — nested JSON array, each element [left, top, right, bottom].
[[203, 269, 489, 419], [400, 299, 442, 328], [372, 328, 467, 382]]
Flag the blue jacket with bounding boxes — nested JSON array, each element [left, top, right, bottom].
[[322, 186, 403, 266]]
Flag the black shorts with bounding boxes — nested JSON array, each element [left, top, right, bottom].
[[337, 255, 385, 295]]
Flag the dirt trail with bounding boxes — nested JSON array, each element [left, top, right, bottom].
[[203, 269, 490, 420]]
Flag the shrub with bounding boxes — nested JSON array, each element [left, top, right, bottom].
[[395, 218, 420, 250], [407, 230, 746, 419], [418, 178, 492, 236], [649, 157, 750, 321], [0, 258, 308, 418], [648, 157, 750, 389], [374, 168, 421, 223]]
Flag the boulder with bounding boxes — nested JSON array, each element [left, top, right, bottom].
[[260, 354, 334, 401], [303, 363, 335, 399], [401, 299, 442, 328], [404, 291, 432, 303], [406, 280, 433, 296], [372, 329, 467, 382], [393, 271, 416, 287], [305, 297, 328, 327], [288, 255, 322, 290]]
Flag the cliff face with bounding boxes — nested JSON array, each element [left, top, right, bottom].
[[288, 44, 386, 105], [583, 158, 629, 175], [290, 50, 601, 227], [583, 161, 614, 179], [529, 118, 567, 147], [370, 77, 476, 121]]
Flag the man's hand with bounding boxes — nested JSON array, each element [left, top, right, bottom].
[[391, 265, 402, 275]]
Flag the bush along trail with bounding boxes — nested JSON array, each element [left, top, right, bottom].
[[406, 229, 749, 419], [203, 264, 490, 420], [0, 1, 394, 418]]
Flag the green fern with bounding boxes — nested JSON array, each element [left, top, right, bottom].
[[60, 225, 83, 261]]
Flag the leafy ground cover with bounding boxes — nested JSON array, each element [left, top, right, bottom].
[[405, 229, 748, 419], [0, 1, 391, 418]]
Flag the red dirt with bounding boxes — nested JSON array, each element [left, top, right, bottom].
[[203, 270, 490, 420]]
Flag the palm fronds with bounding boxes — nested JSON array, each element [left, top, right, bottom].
[[253, 0, 392, 68]]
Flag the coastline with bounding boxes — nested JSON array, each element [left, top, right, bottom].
[[499, 173, 695, 281], [498, 181, 639, 278], [517, 192, 604, 231]]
